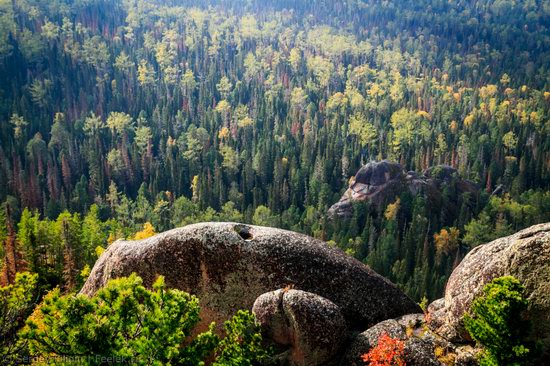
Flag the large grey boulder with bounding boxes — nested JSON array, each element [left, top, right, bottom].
[[253, 289, 347, 366], [429, 222, 550, 360], [81, 222, 420, 332]]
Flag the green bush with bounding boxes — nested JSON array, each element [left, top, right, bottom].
[[22, 273, 268, 365], [0, 272, 38, 362], [463, 276, 535, 366]]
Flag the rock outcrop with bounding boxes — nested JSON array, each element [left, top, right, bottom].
[[428, 222, 550, 361], [252, 290, 476, 366], [253, 289, 347, 365], [341, 314, 477, 366], [347, 222, 550, 366], [328, 160, 479, 218], [80, 220, 550, 365], [81, 222, 420, 332]]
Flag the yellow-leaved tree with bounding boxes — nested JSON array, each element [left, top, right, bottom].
[[133, 222, 156, 240]]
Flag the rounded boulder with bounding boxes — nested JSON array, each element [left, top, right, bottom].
[[81, 222, 420, 332], [253, 289, 347, 365]]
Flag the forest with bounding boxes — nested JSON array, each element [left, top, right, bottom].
[[0, 0, 549, 305]]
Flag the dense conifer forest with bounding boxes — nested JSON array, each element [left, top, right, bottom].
[[1, 0, 549, 302]]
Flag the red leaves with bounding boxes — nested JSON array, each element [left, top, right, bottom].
[[361, 332, 406, 366]]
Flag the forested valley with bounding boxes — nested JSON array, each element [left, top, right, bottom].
[[1, 0, 549, 305]]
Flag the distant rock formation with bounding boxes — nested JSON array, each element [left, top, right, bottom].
[[428, 222, 550, 363], [328, 160, 479, 218], [81, 222, 420, 333]]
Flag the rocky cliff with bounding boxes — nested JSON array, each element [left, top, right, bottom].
[[81, 222, 550, 365], [328, 160, 479, 218]]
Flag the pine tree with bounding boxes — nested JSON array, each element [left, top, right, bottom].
[[61, 217, 77, 291], [0, 206, 27, 286]]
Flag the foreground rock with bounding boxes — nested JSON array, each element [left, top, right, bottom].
[[328, 161, 479, 218], [342, 314, 478, 366], [81, 222, 420, 331], [429, 222, 550, 361], [253, 289, 347, 365]]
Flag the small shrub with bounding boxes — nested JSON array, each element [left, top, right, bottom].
[[463, 276, 535, 366], [418, 296, 428, 313], [362, 332, 406, 366], [434, 345, 456, 365]]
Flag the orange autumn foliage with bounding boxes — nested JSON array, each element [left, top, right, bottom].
[[362, 333, 406, 366]]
